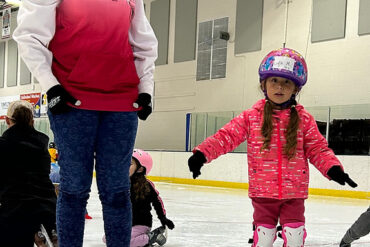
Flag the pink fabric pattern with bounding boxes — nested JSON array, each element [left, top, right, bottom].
[[130, 225, 151, 247], [195, 99, 342, 199]]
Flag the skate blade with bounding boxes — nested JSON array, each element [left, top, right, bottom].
[[155, 227, 168, 246], [40, 224, 54, 247]]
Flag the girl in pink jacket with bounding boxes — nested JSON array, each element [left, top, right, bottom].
[[188, 48, 357, 247]]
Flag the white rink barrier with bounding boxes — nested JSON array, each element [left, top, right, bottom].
[[147, 151, 370, 200]]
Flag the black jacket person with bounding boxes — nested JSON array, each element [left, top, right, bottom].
[[0, 100, 57, 247]]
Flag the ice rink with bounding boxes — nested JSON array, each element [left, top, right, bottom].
[[83, 179, 370, 247]]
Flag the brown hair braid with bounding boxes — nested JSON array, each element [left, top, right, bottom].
[[261, 99, 300, 159], [284, 102, 300, 159], [261, 100, 274, 151]]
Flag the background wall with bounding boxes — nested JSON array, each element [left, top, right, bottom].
[[1, 0, 370, 151], [137, 0, 370, 150]]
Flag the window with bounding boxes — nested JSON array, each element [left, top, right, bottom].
[[150, 0, 170, 65], [328, 104, 370, 155], [189, 104, 370, 155], [311, 0, 347, 43], [6, 39, 17, 87], [19, 58, 31, 85], [358, 0, 370, 35], [189, 111, 247, 153], [174, 0, 197, 63], [0, 42, 5, 88], [235, 0, 263, 54], [196, 17, 228, 81]]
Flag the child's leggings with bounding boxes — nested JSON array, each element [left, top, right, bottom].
[[130, 225, 151, 247], [251, 197, 306, 226]]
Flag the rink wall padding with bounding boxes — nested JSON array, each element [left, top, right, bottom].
[[147, 176, 368, 200], [148, 176, 249, 190], [145, 151, 370, 200]]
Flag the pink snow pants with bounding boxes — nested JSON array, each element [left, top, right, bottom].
[[130, 225, 151, 247], [252, 197, 305, 226]]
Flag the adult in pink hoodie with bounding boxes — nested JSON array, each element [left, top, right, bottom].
[[13, 0, 157, 246], [188, 48, 357, 247]]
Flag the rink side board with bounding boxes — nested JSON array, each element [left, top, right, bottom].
[[148, 176, 369, 200]]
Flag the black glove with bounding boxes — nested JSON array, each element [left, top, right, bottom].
[[188, 151, 206, 179], [327, 166, 358, 188], [133, 93, 152, 120], [160, 217, 175, 230], [47, 85, 80, 115]]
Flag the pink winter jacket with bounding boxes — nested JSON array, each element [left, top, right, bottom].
[[194, 99, 342, 199]]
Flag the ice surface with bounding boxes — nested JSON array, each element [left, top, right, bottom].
[[83, 180, 370, 246]]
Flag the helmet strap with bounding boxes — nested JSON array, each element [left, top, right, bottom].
[[135, 166, 145, 174], [132, 157, 145, 174], [264, 91, 297, 108]]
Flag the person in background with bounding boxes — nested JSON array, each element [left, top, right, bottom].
[[340, 206, 370, 247], [103, 149, 175, 247], [187, 48, 358, 247], [48, 140, 60, 191], [48, 141, 58, 164], [13, 0, 157, 246], [0, 100, 58, 247]]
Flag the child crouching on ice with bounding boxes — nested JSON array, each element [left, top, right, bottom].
[[104, 149, 175, 246]]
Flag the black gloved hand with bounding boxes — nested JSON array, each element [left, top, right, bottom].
[[188, 151, 206, 179], [160, 217, 175, 230], [47, 85, 80, 115], [327, 166, 358, 188], [133, 93, 152, 120]]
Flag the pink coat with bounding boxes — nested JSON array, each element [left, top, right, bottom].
[[194, 99, 342, 199], [14, 0, 157, 112]]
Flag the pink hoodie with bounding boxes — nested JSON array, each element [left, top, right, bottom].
[[195, 99, 342, 199], [13, 0, 157, 112], [49, 0, 141, 111]]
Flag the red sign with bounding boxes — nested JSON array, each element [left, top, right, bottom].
[[20, 93, 41, 118]]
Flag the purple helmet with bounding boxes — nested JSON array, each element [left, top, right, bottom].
[[259, 48, 308, 88]]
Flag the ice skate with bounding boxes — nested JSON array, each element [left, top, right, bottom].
[[148, 226, 167, 246], [34, 231, 47, 247], [35, 228, 58, 247], [39, 224, 56, 247], [50, 229, 58, 247]]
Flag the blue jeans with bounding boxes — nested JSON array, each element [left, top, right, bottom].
[[48, 109, 138, 247]]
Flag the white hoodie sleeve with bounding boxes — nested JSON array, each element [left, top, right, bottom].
[[129, 0, 158, 98], [13, 0, 60, 92]]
